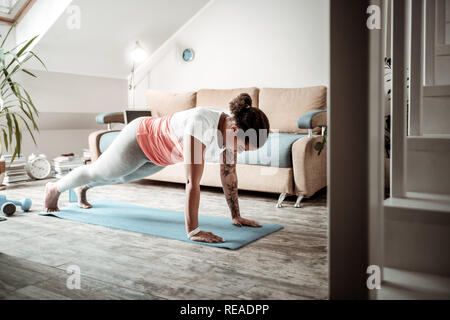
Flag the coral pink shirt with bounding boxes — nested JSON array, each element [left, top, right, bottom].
[[136, 115, 184, 166]]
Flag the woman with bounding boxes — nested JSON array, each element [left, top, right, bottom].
[[44, 93, 270, 243]]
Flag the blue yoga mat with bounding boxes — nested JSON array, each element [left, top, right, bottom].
[[39, 197, 283, 250]]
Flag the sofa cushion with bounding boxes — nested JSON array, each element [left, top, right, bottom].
[[196, 87, 259, 109], [146, 90, 196, 117], [99, 130, 303, 169], [259, 86, 327, 133], [208, 133, 305, 168]]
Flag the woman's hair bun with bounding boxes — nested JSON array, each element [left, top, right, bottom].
[[230, 93, 252, 116], [228, 92, 271, 149]]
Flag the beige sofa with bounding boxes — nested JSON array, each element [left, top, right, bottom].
[[89, 86, 327, 208]]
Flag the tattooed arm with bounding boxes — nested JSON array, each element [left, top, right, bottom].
[[219, 148, 261, 228], [220, 148, 240, 219]]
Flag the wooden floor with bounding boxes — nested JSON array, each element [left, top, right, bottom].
[[0, 178, 328, 300]]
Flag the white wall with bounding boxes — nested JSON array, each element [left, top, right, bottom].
[[17, 70, 128, 114], [134, 0, 330, 107], [15, 0, 72, 52], [20, 129, 99, 160], [13, 70, 127, 159]]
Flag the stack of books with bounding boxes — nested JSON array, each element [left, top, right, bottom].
[[1, 155, 30, 185], [53, 154, 85, 178]]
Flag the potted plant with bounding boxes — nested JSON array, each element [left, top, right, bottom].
[[0, 24, 45, 186], [314, 57, 397, 190], [314, 127, 327, 156], [384, 57, 392, 188]]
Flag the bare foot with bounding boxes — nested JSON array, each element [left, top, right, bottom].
[[74, 185, 92, 209], [45, 182, 61, 212]]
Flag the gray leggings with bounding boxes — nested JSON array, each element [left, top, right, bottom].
[[56, 117, 165, 193]]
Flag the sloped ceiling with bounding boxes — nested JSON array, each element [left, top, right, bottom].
[[28, 0, 209, 79]]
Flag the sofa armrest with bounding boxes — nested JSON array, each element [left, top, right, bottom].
[[89, 129, 121, 162], [292, 136, 327, 197], [96, 112, 124, 125], [297, 110, 327, 129]]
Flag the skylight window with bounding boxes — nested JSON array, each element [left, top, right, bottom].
[[0, 0, 33, 23], [0, 0, 19, 14]]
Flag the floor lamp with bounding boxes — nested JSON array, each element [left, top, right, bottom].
[[129, 41, 148, 109]]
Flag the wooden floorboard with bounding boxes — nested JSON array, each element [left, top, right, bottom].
[[0, 178, 328, 300]]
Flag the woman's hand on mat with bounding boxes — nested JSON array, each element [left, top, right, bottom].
[[232, 216, 262, 228], [190, 231, 225, 243]]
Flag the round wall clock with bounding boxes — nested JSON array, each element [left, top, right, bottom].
[[182, 48, 195, 62]]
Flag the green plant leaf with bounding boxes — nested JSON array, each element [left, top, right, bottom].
[[11, 113, 22, 164], [3, 39, 37, 76], [5, 112, 12, 145], [16, 113, 37, 146], [2, 128, 8, 151], [0, 48, 4, 65], [13, 84, 40, 130], [15, 35, 38, 60], [30, 51, 47, 70], [4, 39, 28, 55], [0, 23, 15, 48]]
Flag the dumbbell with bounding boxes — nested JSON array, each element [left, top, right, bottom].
[[0, 195, 32, 217]]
